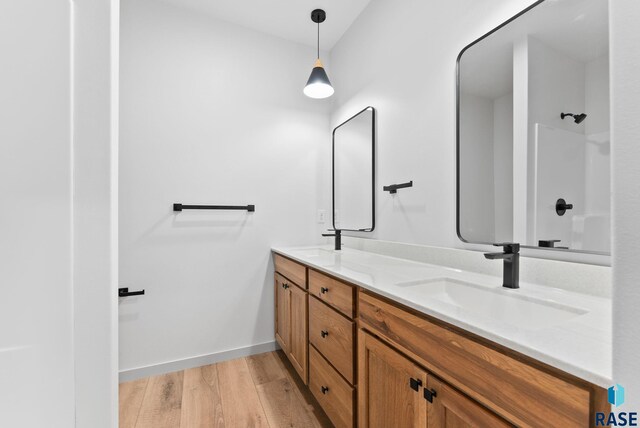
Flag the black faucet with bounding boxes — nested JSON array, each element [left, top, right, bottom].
[[484, 243, 520, 289], [322, 229, 342, 251]]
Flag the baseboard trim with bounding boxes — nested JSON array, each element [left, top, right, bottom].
[[119, 340, 279, 383]]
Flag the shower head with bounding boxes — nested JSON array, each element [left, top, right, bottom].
[[573, 113, 587, 124], [561, 112, 587, 124]]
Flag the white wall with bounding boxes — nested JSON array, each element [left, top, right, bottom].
[[611, 0, 640, 409], [459, 93, 496, 241], [327, 0, 640, 407], [528, 37, 587, 134], [457, 91, 513, 243], [493, 93, 514, 241], [513, 37, 530, 246], [119, 0, 330, 375], [73, 0, 119, 426], [114, 0, 640, 409], [324, 1, 611, 265], [586, 55, 610, 136], [324, 0, 534, 248]]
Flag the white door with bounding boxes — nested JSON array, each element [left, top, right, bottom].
[[0, 1, 75, 427], [0, 1, 118, 427]]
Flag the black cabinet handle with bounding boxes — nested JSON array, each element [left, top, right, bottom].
[[119, 287, 145, 297], [321, 330, 329, 338], [423, 388, 437, 403], [321, 386, 329, 394], [321, 287, 329, 294], [409, 378, 422, 391], [282, 283, 289, 289]]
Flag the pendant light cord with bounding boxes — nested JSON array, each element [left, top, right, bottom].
[[317, 21, 320, 59]]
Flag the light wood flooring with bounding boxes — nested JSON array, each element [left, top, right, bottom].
[[119, 350, 333, 428]]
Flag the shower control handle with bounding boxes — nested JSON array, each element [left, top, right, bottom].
[[556, 198, 573, 216]]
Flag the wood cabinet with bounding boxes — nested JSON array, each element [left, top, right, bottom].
[[358, 330, 428, 428], [359, 330, 511, 428], [274, 273, 290, 353], [309, 346, 355, 428], [273, 252, 607, 427], [309, 269, 355, 318], [288, 283, 308, 382], [309, 296, 355, 382], [274, 260, 308, 384], [427, 377, 511, 428], [274, 254, 307, 289], [358, 290, 600, 426], [307, 270, 357, 427]]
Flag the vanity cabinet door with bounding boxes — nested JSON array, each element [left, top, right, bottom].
[[427, 376, 512, 428], [275, 274, 290, 354], [358, 330, 428, 428], [289, 284, 308, 384]]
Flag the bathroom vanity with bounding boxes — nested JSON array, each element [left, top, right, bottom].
[[272, 247, 610, 427]]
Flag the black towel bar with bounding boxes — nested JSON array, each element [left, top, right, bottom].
[[383, 181, 413, 194], [173, 203, 255, 212], [119, 287, 145, 297]]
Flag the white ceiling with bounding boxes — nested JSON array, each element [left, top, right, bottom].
[[155, 0, 372, 50]]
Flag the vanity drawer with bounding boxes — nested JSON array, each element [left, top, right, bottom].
[[358, 291, 591, 427], [309, 269, 355, 318], [274, 254, 306, 288], [309, 345, 354, 428], [309, 296, 355, 383]]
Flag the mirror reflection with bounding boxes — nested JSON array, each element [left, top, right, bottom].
[[457, 0, 610, 254], [333, 106, 376, 232]]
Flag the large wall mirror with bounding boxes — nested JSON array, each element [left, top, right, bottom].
[[333, 106, 376, 232], [457, 0, 610, 254]]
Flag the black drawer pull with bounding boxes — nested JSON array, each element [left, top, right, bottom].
[[321, 330, 329, 338], [321, 287, 329, 294], [321, 386, 329, 394]]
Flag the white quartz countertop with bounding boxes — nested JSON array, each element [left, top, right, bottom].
[[272, 245, 612, 387]]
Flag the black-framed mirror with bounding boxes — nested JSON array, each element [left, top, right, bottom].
[[333, 106, 376, 232], [456, 0, 610, 255]]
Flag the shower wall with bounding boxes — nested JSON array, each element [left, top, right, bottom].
[[533, 124, 586, 248], [533, 124, 610, 253], [585, 56, 611, 218], [526, 38, 610, 252], [514, 36, 586, 243]]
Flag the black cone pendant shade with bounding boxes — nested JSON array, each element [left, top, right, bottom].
[[304, 58, 334, 99], [304, 9, 334, 99]]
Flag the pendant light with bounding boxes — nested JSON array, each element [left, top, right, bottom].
[[304, 9, 334, 99]]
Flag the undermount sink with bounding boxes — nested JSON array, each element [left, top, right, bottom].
[[397, 278, 588, 330], [288, 248, 339, 267], [291, 248, 335, 258]]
